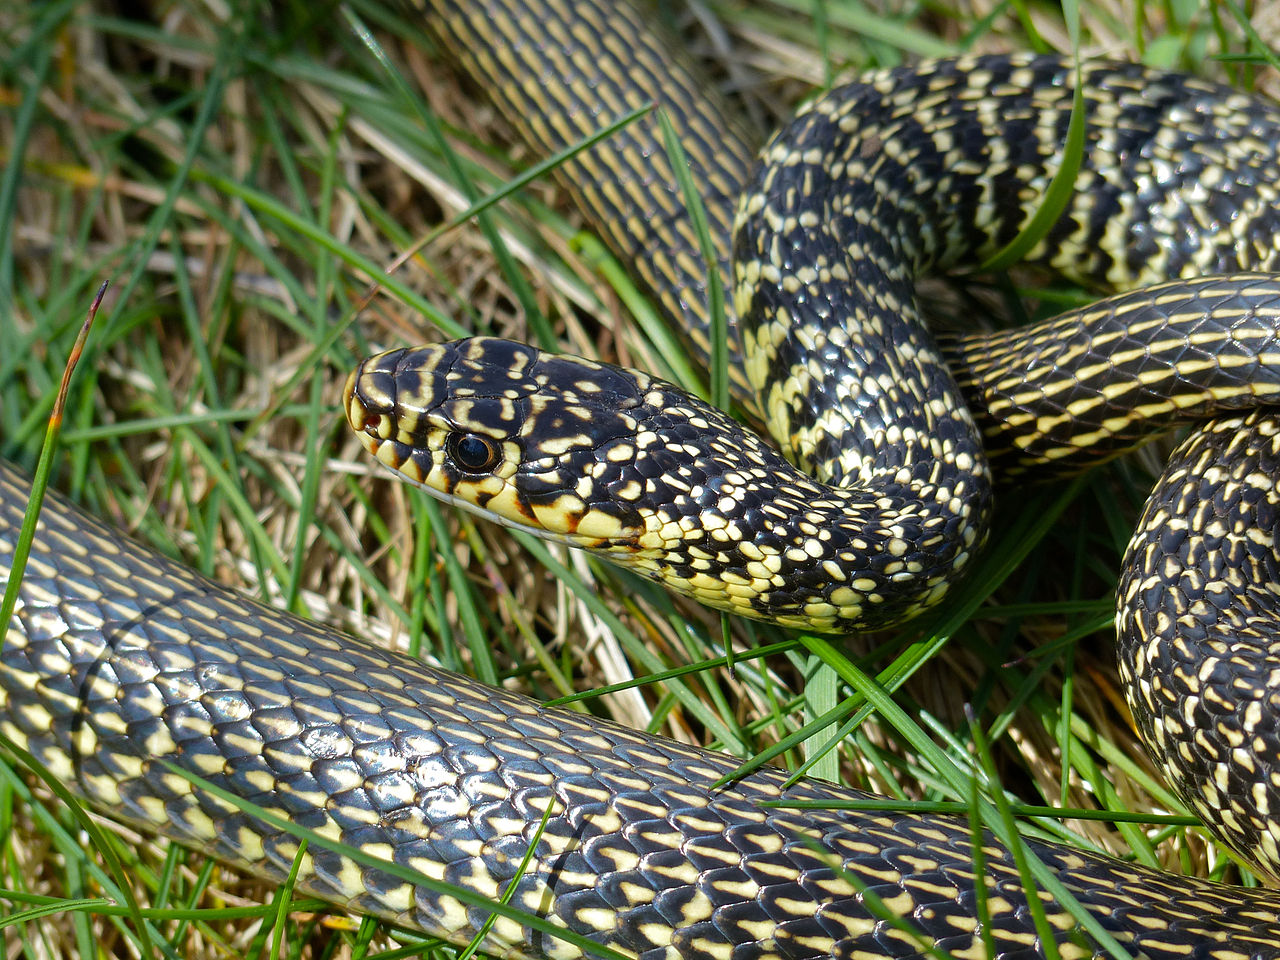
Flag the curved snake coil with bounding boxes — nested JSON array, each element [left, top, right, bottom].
[[352, 0, 1280, 898], [7, 3, 1280, 960], [4, 452, 1280, 959]]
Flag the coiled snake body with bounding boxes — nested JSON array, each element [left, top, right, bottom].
[[9, 1, 1280, 958]]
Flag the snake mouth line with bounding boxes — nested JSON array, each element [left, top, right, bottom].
[[343, 366, 640, 550]]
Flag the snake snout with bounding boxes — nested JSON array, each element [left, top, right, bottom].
[[345, 344, 458, 448], [342, 367, 377, 434], [342, 359, 395, 467]]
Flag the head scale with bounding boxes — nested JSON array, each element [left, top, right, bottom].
[[345, 337, 686, 546]]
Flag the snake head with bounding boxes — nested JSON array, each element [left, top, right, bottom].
[[344, 337, 700, 549], [345, 337, 977, 631], [344, 337, 888, 629]]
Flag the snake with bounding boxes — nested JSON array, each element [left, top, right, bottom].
[[8, 1, 1280, 959]]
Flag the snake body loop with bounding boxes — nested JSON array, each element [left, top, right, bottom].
[[392, 0, 1280, 889], [5, 459, 1280, 959], [385, 11, 1280, 629], [8, 1, 1280, 958]]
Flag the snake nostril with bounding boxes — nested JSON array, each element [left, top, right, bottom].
[[344, 365, 401, 438]]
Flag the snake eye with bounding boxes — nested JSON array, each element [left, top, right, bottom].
[[446, 433, 501, 473]]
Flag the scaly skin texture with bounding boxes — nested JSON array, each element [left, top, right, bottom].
[[345, 338, 977, 630], [6, 458, 1280, 959], [1118, 410, 1280, 882], [395, 6, 1280, 904]]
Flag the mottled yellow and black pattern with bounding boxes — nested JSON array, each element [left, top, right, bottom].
[[7, 460, 1280, 960], [1118, 410, 1280, 880], [734, 57, 1280, 486], [346, 338, 978, 629], [10, 0, 1280, 958]]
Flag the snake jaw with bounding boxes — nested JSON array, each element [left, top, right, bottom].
[[344, 342, 649, 549]]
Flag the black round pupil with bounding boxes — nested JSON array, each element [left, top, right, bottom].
[[451, 434, 497, 471]]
